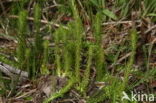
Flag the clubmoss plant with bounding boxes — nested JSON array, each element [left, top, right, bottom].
[[70, 0, 83, 83], [93, 12, 105, 81], [41, 40, 50, 75], [54, 28, 62, 77], [16, 10, 28, 71], [33, 3, 44, 77], [123, 29, 138, 89], [80, 45, 93, 94]]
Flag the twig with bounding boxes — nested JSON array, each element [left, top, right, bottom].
[[145, 24, 156, 34], [0, 0, 6, 15], [0, 62, 28, 80], [8, 15, 68, 30], [102, 20, 156, 35], [15, 89, 36, 99], [43, 5, 60, 12], [58, 99, 76, 103], [102, 20, 141, 26], [108, 52, 131, 69], [1, 0, 19, 3], [0, 63, 14, 77]]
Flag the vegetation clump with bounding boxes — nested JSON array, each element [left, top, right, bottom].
[[0, 0, 156, 103]]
